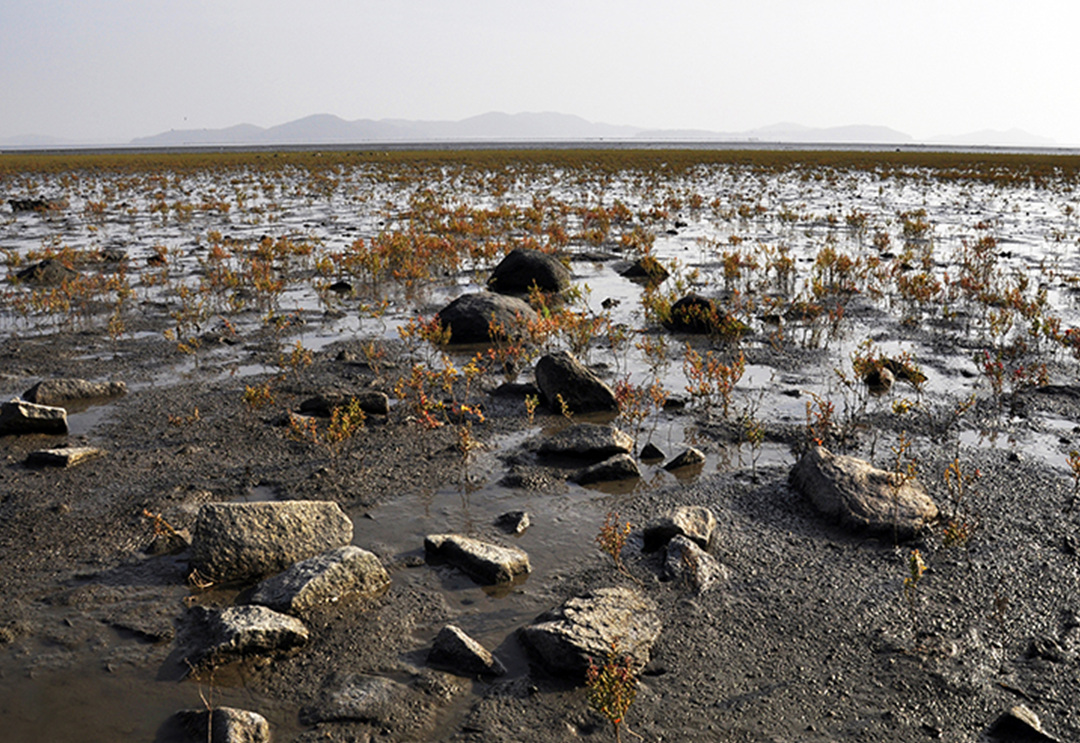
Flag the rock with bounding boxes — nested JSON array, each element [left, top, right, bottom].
[[0, 398, 68, 436], [424, 534, 531, 585], [620, 256, 669, 284], [537, 423, 634, 460], [519, 586, 661, 678], [664, 294, 717, 333], [487, 247, 571, 294], [327, 280, 353, 294], [22, 378, 127, 406], [571, 453, 641, 485], [190, 501, 354, 583], [863, 366, 895, 395], [8, 197, 54, 212], [298, 390, 390, 417], [300, 674, 408, 726], [248, 546, 390, 614], [14, 259, 79, 285], [183, 605, 308, 670], [534, 351, 618, 414], [985, 704, 1061, 742], [639, 442, 665, 462], [643, 505, 717, 551], [663, 446, 706, 471], [435, 292, 538, 345], [428, 624, 506, 676], [25, 445, 104, 468], [157, 707, 271, 743], [495, 510, 530, 534], [789, 446, 938, 538], [664, 535, 728, 593]]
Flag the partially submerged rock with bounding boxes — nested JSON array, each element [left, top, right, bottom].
[[0, 398, 68, 436], [789, 446, 938, 538], [534, 351, 618, 414], [157, 706, 271, 743], [14, 259, 79, 285], [428, 624, 506, 677], [571, 453, 641, 485], [190, 501, 354, 583], [643, 505, 717, 552], [487, 247, 571, 294], [519, 586, 661, 678], [495, 510, 530, 535], [663, 446, 706, 472], [537, 423, 633, 461], [298, 390, 390, 417], [664, 535, 728, 593], [248, 546, 390, 614], [22, 378, 127, 406], [26, 445, 104, 468], [182, 605, 308, 670], [424, 534, 530, 585], [435, 292, 538, 345]]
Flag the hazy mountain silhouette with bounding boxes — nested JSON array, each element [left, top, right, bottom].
[[927, 128, 1056, 148]]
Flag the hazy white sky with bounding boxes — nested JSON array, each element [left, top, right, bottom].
[[3, 0, 1078, 144]]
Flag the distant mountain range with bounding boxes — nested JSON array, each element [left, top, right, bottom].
[[0, 112, 1060, 149]]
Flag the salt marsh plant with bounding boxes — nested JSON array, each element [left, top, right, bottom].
[[586, 642, 639, 743]]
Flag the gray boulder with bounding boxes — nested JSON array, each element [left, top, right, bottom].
[[158, 707, 271, 743], [534, 351, 618, 414], [571, 453, 641, 485], [487, 247, 571, 294], [22, 378, 127, 406], [435, 292, 538, 345], [790, 445, 938, 538], [0, 398, 68, 436], [428, 624, 506, 677], [190, 501, 353, 583], [424, 534, 530, 585], [183, 605, 308, 670], [643, 505, 717, 552], [248, 546, 389, 614], [537, 423, 633, 461], [664, 535, 728, 593], [519, 587, 661, 678]]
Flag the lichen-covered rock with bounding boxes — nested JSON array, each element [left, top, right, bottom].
[[191, 501, 353, 583], [248, 546, 389, 614], [790, 445, 938, 538], [519, 586, 661, 678]]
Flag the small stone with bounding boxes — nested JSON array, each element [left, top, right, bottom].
[[538, 423, 634, 460], [160, 707, 271, 743], [424, 534, 530, 585], [429, 625, 506, 677], [26, 446, 104, 468], [985, 704, 1061, 742], [183, 605, 308, 670], [495, 511, 531, 535], [664, 535, 728, 593], [249, 546, 390, 614], [663, 446, 706, 471], [639, 442, 665, 462], [571, 453, 641, 485], [643, 505, 717, 551]]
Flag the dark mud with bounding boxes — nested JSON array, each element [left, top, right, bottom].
[[1, 316, 1079, 743]]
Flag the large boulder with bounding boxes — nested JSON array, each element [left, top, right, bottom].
[[190, 501, 353, 583], [157, 707, 271, 743], [182, 605, 309, 671], [22, 378, 127, 406], [519, 587, 661, 678], [534, 351, 618, 414], [248, 546, 389, 614], [424, 534, 530, 585], [435, 292, 538, 345], [0, 398, 68, 436], [537, 423, 634, 461], [487, 247, 572, 294], [789, 446, 938, 538]]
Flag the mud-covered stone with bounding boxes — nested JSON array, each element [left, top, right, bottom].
[[157, 706, 271, 743], [537, 423, 633, 461], [182, 605, 308, 670], [534, 351, 618, 414], [429, 624, 506, 676], [22, 378, 127, 406], [571, 453, 640, 485], [424, 534, 530, 585], [26, 445, 104, 468], [0, 398, 68, 436], [190, 500, 353, 583], [663, 446, 706, 471]]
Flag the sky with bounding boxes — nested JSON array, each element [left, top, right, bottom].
[[2, 0, 1079, 145]]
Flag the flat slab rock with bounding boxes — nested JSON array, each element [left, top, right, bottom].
[[425, 534, 530, 585], [183, 605, 308, 671], [158, 706, 270, 743], [0, 398, 68, 436], [537, 422, 633, 461], [22, 378, 127, 406], [191, 500, 354, 583], [26, 445, 104, 468], [790, 445, 938, 539], [249, 545, 390, 614], [519, 586, 661, 678]]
